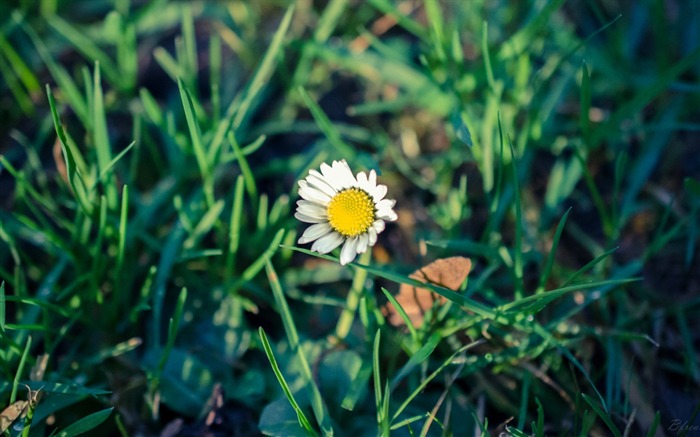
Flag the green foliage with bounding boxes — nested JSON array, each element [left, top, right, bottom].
[[1, 0, 698, 435]]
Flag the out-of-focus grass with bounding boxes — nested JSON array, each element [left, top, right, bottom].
[[1, 0, 699, 435]]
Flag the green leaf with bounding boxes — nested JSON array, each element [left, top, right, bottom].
[[258, 328, 317, 436], [56, 407, 114, 437], [178, 78, 213, 206], [581, 394, 621, 437]]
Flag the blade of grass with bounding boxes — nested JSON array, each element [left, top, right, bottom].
[[224, 175, 245, 284], [497, 0, 567, 59], [0, 282, 5, 333], [517, 371, 532, 430], [90, 141, 136, 191], [183, 200, 224, 250], [156, 287, 187, 378], [232, 228, 285, 291], [500, 278, 639, 314], [536, 208, 571, 294], [181, 4, 198, 89], [298, 86, 357, 160], [290, 0, 348, 88], [258, 327, 317, 435], [232, 4, 294, 131], [265, 260, 332, 434], [676, 308, 700, 383], [55, 407, 114, 437], [228, 131, 258, 205], [580, 61, 592, 147], [16, 12, 88, 123], [380, 287, 418, 344], [592, 46, 700, 148], [389, 332, 441, 390], [115, 185, 128, 287], [0, 33, 41, 96], [284, 246, 498, 320], [151, 220, 186, 349], [581, 394, 621, 437], [10, 336, 31, 403], [510, 139, 524, 299], [47, 15, 120, 84], [92, 62, 118, 210], [178, 78, 213, 207], [424, 0, 445, 62], [391, 340, 482, 422], [561, 247, 618, 287], [209, 34, 221, 124], [645, 412, 661, 437], [46, 84, 93, 215], [373, 329, 386, 432], [0, 46, 34, 115]]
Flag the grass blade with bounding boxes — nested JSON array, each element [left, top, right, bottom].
[[265, 261, 332, 434], [92, 62, 117, 210], [56, 407, 114, 437], [178, 78, 213, 206], [258, 327, 316, 435], [581, 394, 621, 437], [536, 208, 571, 294]]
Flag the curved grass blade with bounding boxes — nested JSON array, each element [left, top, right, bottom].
[[55, 407, 114, 437], [535, 208, 571, 294], [581, 394, 621, 437], [265, 261, 331, 434], [258, 328, 316, 435]]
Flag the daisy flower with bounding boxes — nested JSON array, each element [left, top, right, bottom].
[[295, 160, 397, 265]]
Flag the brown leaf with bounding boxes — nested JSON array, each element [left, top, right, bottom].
[[53, 138, 69, 185], [383, 257, 472, 328], [30, 354, 49, 382], [0, 400, 28, 433]]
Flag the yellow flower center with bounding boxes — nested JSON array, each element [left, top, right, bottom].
[[327, 188, 375, 237]]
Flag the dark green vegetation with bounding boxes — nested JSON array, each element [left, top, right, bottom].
[[1, 0, 699, 435]]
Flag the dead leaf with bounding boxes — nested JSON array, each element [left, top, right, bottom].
[[0, 400, 28, 433], [30, 354, 49, 382], [383, 257, 472, 328], [53, 138, 69, 185]]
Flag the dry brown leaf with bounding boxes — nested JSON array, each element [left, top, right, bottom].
[[30, 354, 49, 382], [0, 400, 28, 433], [53, 138, 69, 185], [383, 257, 472, 328]]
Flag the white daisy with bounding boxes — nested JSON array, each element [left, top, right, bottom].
[[295, 160, 397, 265]]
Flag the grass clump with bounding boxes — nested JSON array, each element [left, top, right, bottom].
[[1, 1, 699, 436]]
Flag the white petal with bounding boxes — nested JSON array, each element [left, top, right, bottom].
[[333, 160, 358, 189], [371, 184, 387, 202], [298, 223, 332, 244], [377, 209, 397, 221], [356, 171, 369, 192], [295, 212, 326, 223], [299, 184, 331, 205], [356, 233, 369, 254], [368, 227, 378, 246], [296, 201, 328, 218], [340, 236, 359, 265], [307, 173, 337, 197], [368, 170, 377, 187], [312, 231, 344, 253], [373, 220, 386, 233], [320, 162, 334, 179], [375, 198, 395, 211]]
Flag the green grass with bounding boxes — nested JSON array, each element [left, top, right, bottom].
[[1, 0, 699, 436]]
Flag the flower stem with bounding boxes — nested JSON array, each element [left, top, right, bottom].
[[334, 249, 372, 341]]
